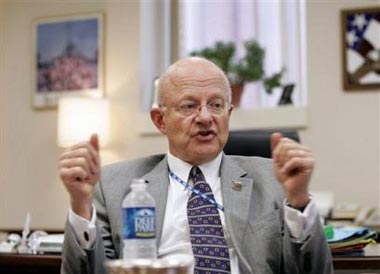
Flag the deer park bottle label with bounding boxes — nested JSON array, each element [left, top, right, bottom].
[[123, 207, 156, 239]]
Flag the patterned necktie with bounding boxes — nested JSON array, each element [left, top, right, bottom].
[[187, 166, 231, 274]]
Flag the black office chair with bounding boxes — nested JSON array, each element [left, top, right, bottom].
[[223, 129, 300, 158]]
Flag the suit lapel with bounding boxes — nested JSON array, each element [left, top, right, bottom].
[[220, 155, 254, 273], [141, 156, 170, 247]]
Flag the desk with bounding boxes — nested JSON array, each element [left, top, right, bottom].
[[0, 253, 61, 274], [1, 245, 380, 274], [333, 244, 380, 273]]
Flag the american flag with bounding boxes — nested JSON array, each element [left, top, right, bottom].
[[345, 10, 380, 85]]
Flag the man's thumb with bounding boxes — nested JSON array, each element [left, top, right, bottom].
[[90, 133, 99, 152], [270, 132, 283, 152]]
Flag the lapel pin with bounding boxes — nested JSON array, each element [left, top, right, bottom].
[[232, 180, 242, 191]]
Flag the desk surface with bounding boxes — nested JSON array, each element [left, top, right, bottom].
[[1, 244, 380, 273], [332, 243, 380, 270], [0, 253, 61, 274]]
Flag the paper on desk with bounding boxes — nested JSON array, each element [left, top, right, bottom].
[[38, 234, 64, 245], [0, 241, 16, 253], [328, 227, 369, 243], [36, 234, 64, 253]]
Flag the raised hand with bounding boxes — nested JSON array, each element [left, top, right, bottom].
[[59, 134, 100, 220], [270, 133, 314, 208]]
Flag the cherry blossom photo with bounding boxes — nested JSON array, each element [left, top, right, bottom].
[[32, 13, 103, 109]]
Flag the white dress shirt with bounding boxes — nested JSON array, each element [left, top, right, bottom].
[[69, 152, 319, 273]]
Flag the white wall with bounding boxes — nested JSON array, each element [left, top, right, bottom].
[[301, 0, 380, 208], [0, 0, 5, 228], [0, 0, 379, 230], [0, 0, 154, 229]]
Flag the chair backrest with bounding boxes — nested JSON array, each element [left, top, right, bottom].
[[223, 129, 300, 158]]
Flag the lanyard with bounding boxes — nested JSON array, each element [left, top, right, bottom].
[[168, 169, 224, 212]]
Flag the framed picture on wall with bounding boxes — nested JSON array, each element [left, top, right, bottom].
[[32, 13, 104, 109], [341, 7, 380, 91]]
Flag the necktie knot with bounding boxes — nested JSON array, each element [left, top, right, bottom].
[[190, 166, 203, 181], [190, 166, 212, 194]]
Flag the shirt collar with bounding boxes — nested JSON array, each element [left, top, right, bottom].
[[167, 152, 223, 184]]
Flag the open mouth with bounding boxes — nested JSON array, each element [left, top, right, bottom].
[[195, 129, 216, 141]]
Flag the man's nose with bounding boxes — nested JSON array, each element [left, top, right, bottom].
[[196, 105, 213, 121]]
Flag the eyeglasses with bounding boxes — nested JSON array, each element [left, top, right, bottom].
[[168, 100, 230, 116]]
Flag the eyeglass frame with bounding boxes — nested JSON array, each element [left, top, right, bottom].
[[159, 99, 233, 117]]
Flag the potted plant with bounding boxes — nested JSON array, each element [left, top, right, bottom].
[[190, 39, 284, 107]]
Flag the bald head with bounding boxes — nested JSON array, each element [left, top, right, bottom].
[[157, 57, 231, 106]]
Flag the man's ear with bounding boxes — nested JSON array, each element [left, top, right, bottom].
[[228, 104, 234, 117], [150, 107, 167, 134]]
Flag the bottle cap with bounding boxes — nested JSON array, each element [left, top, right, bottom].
[[131, 178, 147, 189]]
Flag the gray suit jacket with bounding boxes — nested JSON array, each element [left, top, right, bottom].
[[61, 154, 333, 274]]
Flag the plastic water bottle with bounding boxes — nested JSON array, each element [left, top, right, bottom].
[[122, 178, 157, 260]]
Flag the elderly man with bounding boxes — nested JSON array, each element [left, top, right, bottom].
[[59, 57, 333, 274]]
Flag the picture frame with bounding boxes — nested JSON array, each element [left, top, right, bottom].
[[341, 7, 380, 91], [32, 13, 104, 109]]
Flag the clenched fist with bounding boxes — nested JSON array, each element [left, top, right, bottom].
[[271, 133, 314, 208], [59, 134, 100, 220]]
